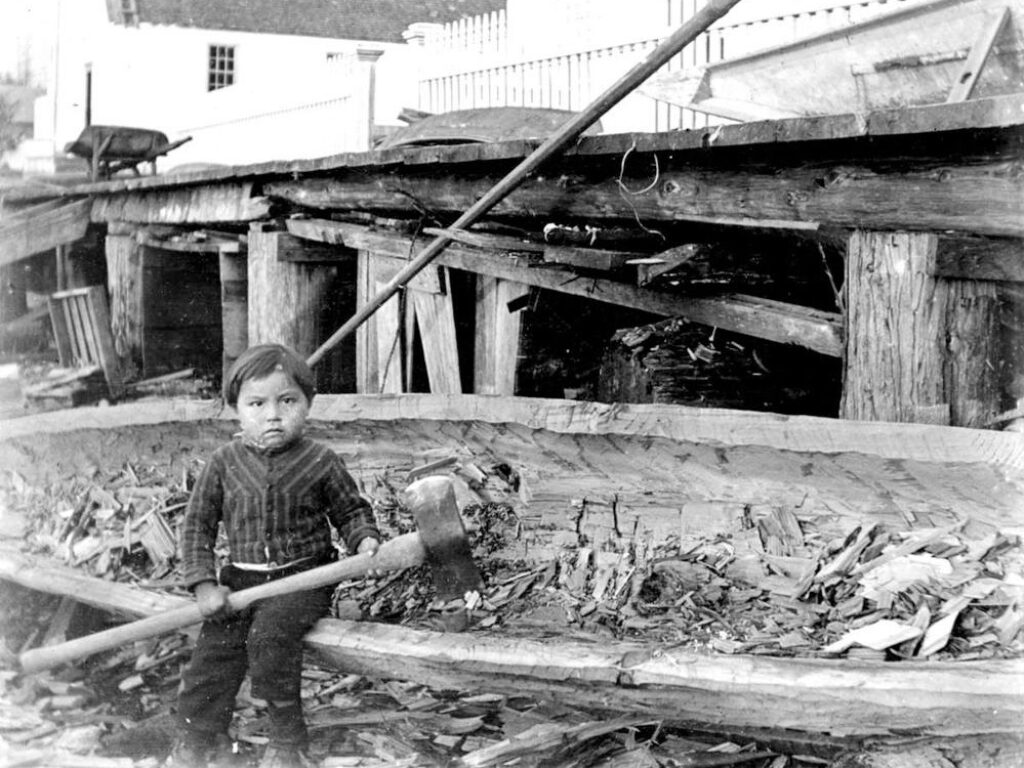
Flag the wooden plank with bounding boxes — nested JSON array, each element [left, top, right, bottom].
[[290, 220, 842, 357], [0, 199, 91, 267], [543, 245, 639, 271], [90, 182, 271, 224], [268, 231, 354, 263], [633, 244, 700, 286], [373, 273, 403, 394], [946, 278, 1001, 428], [422, 226, 545, 254], [475, 276, 529, 395], [946, 6, 1011, 103], [933, 235, 1024, 282], [71, 294, 100, 368], [47, 295, 73, 367], [411, 278, 462, 394], [83, 286, 125, 398], [355, 251, 373, 393]]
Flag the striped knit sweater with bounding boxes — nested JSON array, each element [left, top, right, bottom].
[[180, 436, 379, 589]]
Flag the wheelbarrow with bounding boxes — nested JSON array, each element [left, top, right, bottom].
[[63, 125, 193, 181]]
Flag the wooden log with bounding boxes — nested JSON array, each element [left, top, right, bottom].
[[265, 155, 1024, 238], [2, 544, 1020, 739], [307, 620, 1024, 740], [247, 226, 350, 392]]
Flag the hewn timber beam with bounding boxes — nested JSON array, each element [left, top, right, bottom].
[[0, 199, 91, 266], [136, 230, 246, 254], [266, 156, 1024, 237], [933, 235, 1024, 282], [287, 219, 842, 356], [0, 545, 1019, 739], [90, 182, 271, 224]]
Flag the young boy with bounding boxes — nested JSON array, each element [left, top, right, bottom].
[[170, 344, 382, 768]]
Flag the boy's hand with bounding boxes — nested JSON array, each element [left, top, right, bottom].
[[194, 581, 233, 620], [357, 538, 386, 579]]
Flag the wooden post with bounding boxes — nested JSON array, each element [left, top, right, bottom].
[[946, 279, 1001, 427], [104, 227, 143, 379], [474, 276, 528, 395], [219, 251, 248, 385], [248, 225, 350, 393], [0, 263, 28, 324], [355, 250, 403, 394], [355, 48, 384, 151], [841, 230, 1001, 427]]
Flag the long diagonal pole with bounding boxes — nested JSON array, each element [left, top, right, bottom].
[[307, 0, 744, 367]]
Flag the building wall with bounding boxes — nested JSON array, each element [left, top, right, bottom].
[[24, 1, 427, 170]]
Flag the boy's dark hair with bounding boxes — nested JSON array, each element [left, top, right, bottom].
[[223, 344, 316, 407]]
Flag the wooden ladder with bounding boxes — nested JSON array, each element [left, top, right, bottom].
[[47, 286, 125, 399]]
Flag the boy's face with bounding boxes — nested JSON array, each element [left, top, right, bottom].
[[235, 369, 310, 450]]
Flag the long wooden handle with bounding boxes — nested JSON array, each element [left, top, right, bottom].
[[19, 532, 426, 674]]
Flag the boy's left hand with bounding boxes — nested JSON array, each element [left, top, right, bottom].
[[357, 538, 385, 579]]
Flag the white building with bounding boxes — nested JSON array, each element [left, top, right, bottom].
[[17, 0, 505, 173]]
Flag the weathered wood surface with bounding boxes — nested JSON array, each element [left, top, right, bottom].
[[268, 154, 1024, 237], [2, 396, 1022, 547], [0, 199, 91, 267], [247, 227, 350, 392], [0, 546, 1020, 739], [5, 94, 1019, 202], [842, 232, 948, 424], [474, 276, 529, 395], [90, 182, 270, 224], [287, 219, 843, 357], [842, 231, 1005, 428], [104, 231, 143, 378], [934, 236, 1024, 282]]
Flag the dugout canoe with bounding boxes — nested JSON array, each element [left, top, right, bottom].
[[1, 394, 1022, 741]]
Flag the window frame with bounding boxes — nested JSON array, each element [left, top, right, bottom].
[[207, 44, 236, 91]]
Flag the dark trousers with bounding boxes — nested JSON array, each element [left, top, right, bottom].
[[176, 561, 334, 744]]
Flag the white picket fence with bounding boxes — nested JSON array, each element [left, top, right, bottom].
[[418, 0, 918, 132]]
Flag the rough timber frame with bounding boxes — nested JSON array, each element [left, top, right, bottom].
[[4, 93, 1023, 419]]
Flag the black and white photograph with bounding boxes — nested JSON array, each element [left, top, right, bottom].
[[0, 1, 1022, 766]]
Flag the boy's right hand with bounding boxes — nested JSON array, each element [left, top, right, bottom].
[[194, 581, 233, 620]]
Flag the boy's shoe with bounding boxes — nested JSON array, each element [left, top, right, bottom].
[[258, 743, 318, 768]]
